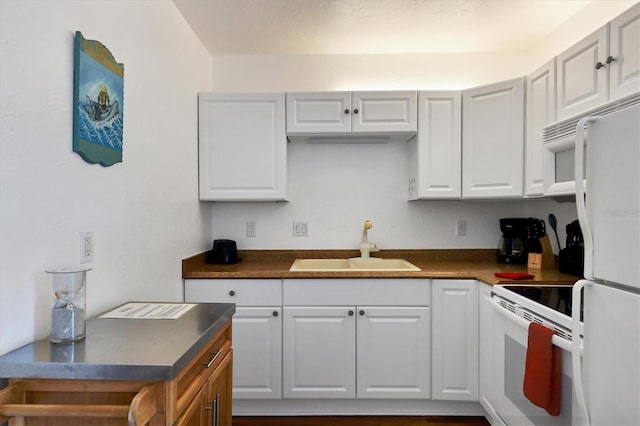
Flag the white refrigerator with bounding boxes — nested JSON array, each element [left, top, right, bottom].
[[572, 102, 640, 426]]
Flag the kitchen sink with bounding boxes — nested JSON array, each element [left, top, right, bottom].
[[289, 257, 421, 272]]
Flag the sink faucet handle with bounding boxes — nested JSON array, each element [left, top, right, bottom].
[[362, 220, 373, 242]]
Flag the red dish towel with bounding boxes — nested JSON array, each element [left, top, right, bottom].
[[523, 322, 562, 416], [494, 272, 535, 280]]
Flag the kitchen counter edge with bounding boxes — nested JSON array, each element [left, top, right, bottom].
[[183, 249, 578, 285]]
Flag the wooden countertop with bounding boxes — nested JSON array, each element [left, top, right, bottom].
[[182, 249, 579, 285]]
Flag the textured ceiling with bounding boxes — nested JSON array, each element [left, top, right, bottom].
[[172, 0, 591, 55]]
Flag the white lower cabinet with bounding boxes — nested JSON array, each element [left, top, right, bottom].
[[478, 281, 498, 421], [233, 307, 282, 399], [356, 306, 431, 399], [431, 279, 479, 401], [283, 307, 356, 399], [184, 279, 283, 400], [282, 279, 432, 400]]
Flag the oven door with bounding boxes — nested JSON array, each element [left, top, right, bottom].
[[491, 297, 583, 425]]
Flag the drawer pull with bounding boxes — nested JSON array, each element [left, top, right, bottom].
[[202, 349, 223, 368], [229, 290, 235, 296]]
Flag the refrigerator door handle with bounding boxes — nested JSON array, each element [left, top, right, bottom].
[[572, 279, 591, 426], [575, 116, 598, 281]]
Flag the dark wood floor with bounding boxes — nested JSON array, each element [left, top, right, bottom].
[[233, 416, 490, 426]]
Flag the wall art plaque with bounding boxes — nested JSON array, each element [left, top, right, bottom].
[[73, 31, 124, 166]]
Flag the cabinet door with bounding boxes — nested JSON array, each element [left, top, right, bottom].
[[609, 3, 640, 101], [352, 91, 417, 133], [198, 93, 287, 201], [205, 351, 233, 426], [174, 386, 206, 426], [286, 92, 351, 133], [478, 282, 498, 420], [408, 91, 461, 199], [525, 60, 556, 197], [556, 25, 609, 120], [462, 78, 525, 198], [283, 307, 356, 398], [431, 279, 479, 401], [232, 307, 282, 399], [356, 306, 431, 399]]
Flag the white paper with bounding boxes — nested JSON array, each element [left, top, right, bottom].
[[100, 303, 196, 319]]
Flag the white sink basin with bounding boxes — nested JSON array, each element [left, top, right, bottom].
[[289, 257, 421, 272]]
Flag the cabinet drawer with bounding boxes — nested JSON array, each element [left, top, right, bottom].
[[185, 279, 282, 306], [283, 279, 430, 306]]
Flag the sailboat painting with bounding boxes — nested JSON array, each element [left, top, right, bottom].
[[73, 31, 124, 166]]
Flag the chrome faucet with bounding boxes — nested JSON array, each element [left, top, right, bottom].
[[359, 220, 379, 258]]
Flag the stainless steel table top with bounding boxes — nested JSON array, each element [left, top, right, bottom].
[[0, 302, 235, 381]]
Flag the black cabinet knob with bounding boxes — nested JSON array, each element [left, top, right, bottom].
[[344, 108, 350, 114], [273, 311, 279, 317], [595, 61, 605, 70], [606, 55, 616, 64], [228, 290, 235, 296], [353, 108, 359, 114], [359, 310, 365, 316], [348, 310, 354, 316]]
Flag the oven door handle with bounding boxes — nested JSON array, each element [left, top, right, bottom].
[[490, 297, 575, 352]]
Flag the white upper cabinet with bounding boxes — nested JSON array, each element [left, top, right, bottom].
[[285, 92, 352, 134], [557, 3, 640, 120], [351, 92, 417, 133], [408, 91, 462, 200], [609, 3, 640, 101], [462, 78, 525, 199], [286, 91, 417, 135], [556, 25, 609, 120], [525, 59, 556, 197], [198, 93, 287, 201]]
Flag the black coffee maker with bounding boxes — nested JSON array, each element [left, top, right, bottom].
[[497, 218, 529, 264]]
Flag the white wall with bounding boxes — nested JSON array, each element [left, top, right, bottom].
[[208, 1, 636, 250], [212, 140, 524, 250], [0, 0, 212, 354]]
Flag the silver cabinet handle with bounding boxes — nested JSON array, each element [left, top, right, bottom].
[[202, 349, 222, 368], [204, 394, 220, 426]]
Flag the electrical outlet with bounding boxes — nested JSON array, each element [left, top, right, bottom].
[[456, 220, 467, 237], [80, 232, 93, 263], [293, 221, 308, 237], [246, 222, 256, 237]]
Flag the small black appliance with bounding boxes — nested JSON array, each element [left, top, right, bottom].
[[559, 220, 584, 277], [207, 239, 238, 265], [497, 218, 530, 264]]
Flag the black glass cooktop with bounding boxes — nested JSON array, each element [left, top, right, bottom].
[[503, 285, 582, 320]]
